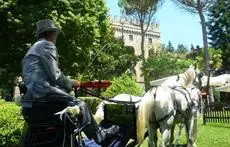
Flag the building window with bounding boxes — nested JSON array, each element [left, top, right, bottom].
[[129, 35, 133, 41], [148, 38, 153, 44]]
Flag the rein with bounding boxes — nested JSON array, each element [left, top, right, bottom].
[[79, 88, 141, 105]]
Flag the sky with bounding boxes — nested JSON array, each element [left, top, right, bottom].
[[106, 0, 204, 49]]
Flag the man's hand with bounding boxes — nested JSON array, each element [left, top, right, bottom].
[[55, 105, 81, 120], [73, 80, 81, 89]]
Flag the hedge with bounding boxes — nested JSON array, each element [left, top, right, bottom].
[[0, 99, 24, 147], [0, 78, 141, 146], [0, 98, 101, 146]]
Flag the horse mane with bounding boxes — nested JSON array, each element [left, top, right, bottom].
[[161, 66, 197, 88], [178, 66, 196, 87]]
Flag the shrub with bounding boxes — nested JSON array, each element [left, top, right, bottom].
[[0, 97, 104, 146], [0, 100, 24, 146], [101, 74, 144, 98]]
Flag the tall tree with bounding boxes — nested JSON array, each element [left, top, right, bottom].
[[172, 0, 216, 71], [176, 44, 188, 53], [118, 0, 163, 88], [0, 0, 137, 90], [142, 52, 194, 89], [167, 41, 175, 52], [118, 0, 162, 59], [208, 0, 230, 70]]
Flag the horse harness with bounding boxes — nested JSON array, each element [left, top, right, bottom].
[[172, 86, 197, 119], [150, 86, 197, 124]]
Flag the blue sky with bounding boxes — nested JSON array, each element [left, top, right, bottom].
[[106, 0, 204, 49]]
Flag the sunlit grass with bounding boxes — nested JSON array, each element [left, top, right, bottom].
[[139, 116, 230, 147]]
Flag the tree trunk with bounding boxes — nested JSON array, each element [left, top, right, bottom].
[[198, 0, 213, 102], [140, 21, 147, 90], [140, 22, 145, 60], [198, 1, 210, 71]]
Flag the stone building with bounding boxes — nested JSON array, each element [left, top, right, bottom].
[[110, 16, 161, 84]]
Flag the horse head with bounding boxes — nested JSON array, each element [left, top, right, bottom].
[[179, 64, 202, 89], [189, 86, 202, 108]]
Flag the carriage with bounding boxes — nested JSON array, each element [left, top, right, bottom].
[[19, 80, 141, 147], [19, 65, 201, 147]]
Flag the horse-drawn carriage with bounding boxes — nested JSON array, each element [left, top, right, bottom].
[[18, 65, 202, 147], [19, 80, 141, 147]]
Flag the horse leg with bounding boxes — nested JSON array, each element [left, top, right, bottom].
[[187, 111, 198, 147], [185, 117, 197, 147], [169, 124, 175, 147], [159, 116, 174, 147], [185, 120, 189, 145], [148, 123, 158, 147]]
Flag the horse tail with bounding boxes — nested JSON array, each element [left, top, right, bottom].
[[137, 87, 156, 144]]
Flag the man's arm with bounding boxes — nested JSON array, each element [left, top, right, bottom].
[[40, 41, 75, 92]]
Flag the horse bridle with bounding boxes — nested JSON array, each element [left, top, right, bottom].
[[193, 71, 203, 89]]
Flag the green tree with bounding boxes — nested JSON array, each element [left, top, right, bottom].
[[208, 0, 230, 70], [102, 74, 144, 98], [80, 36, 138, 81], [148, 43, 167, 57], [172, 0, 216, 71], [0, 0, 137, 91], [118, 0, 163, 59], [166, 41, 175, 52], [142, 52, 193, 89], [195, 48, 223, 71], [118, 0, 163, 89], [176, 44, 188, 53]]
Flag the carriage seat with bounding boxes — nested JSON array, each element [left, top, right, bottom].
[[18, 81, 76, 123], [21, 98, 75, 123]]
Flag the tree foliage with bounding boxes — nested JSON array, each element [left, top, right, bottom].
[[118, 0, 163, 88], [0, 0, 137, 90], [172, 0, 216, 70], [102, 74, 144, 98], [166, 41, 175, 52], [118, 0, 163, 59], [208, 0, 230, 70], [142, 50, 194, 89], [176, 44, 188, 53], [195, 48, 223, 71]]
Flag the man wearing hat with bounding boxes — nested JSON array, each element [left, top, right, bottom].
[[22, 19, 119, 145]]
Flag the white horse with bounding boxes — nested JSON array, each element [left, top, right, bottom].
[[137, 66, 202, 147], [136, 86, 201, 147], [94, 66, 202, 147]]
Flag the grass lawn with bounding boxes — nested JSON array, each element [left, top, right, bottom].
[[139, 116, 230, 147]]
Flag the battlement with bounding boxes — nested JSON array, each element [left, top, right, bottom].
[[109, 15, 160, 33]]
